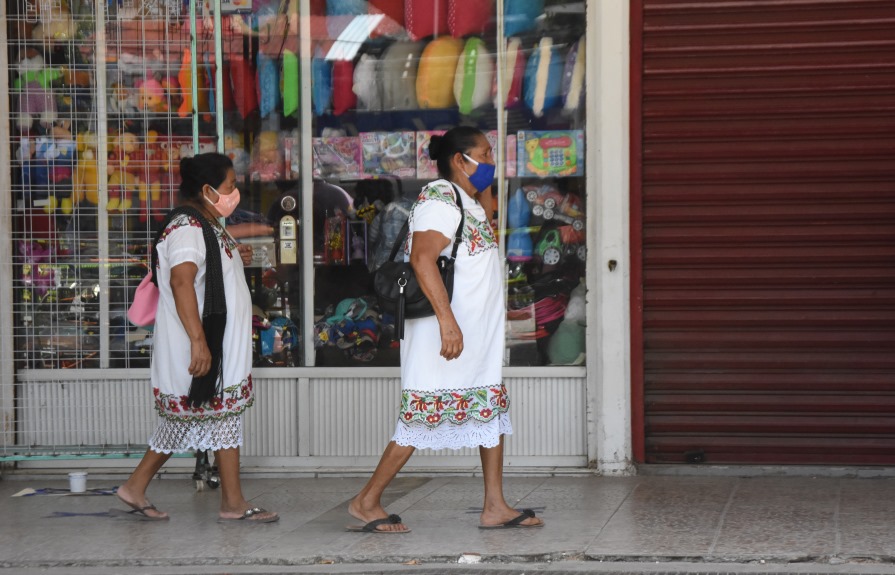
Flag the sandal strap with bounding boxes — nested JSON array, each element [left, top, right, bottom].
[[504, 508, 536, 527]]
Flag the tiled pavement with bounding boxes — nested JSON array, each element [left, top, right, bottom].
[[2, 472, 895, 573]]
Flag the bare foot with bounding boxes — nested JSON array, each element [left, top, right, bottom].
[[115, 484, 169, 520], [348, 495, 410, 533], [480, 506, 543, 528]]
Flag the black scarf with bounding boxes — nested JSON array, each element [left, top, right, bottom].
[[151, 205, 227, 408]]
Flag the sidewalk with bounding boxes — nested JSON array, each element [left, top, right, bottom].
[[2, 472, 895, 573]]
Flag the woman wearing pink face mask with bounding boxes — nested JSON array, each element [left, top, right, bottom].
[[112, 153, 278, 524]]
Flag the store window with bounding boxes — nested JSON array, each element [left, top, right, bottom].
[[309, 0, 588, 367], [7, 0, 587, 372]]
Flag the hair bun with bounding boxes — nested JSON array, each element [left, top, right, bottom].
[[179, 156, 192, 174], [427, 135, 444, 160]]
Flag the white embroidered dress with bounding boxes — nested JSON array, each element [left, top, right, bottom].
[[393, 180, 512, 450], [148, 213, 254, 453]]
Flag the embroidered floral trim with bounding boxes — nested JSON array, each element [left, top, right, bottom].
[[158, 214, 235, 260], [398, 383, 509, 428], [153, 374, 254, 422], [411, 180, 497, 257], [415, 180, 457, 207], [464, 211, 497, 256]]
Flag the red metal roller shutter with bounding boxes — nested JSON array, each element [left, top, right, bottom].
[[632, 0, 895, 465]]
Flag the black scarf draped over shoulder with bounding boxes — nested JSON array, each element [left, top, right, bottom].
[[150, 205, 228, 408]]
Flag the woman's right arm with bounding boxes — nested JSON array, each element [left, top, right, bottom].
[[169, 262, 212, 377], [410, 230, 463, 360]]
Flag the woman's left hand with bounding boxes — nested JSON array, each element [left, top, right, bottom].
[[236, 243, 253, 266]]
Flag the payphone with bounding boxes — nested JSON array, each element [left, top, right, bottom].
[[277, 194, 298, 265]]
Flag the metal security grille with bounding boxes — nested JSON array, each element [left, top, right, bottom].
[[632, 0, 895, 464]]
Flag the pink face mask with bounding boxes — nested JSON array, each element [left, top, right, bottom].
[[206, 186, 241, 218]]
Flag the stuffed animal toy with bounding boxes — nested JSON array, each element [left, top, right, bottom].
[[416, 37, 464, 109], [353, 53, 382, 111], [107, 132, 139, 211], [224, 130, 250, 174], [494, 37, 526, 109], [379, 42, 422, 111], [13, 50, 61, 90], [562, 35, 586, 114], [251, 131, 284, 181], [107, 82, 139, 116], [137, 76, 168, 113], [74, 132, 99, 205], [31, 5, 77, 42], [178, 49, 210, 120], [454, 37, 494, 115], [159, 74, 182, 111], [523, 37, 564, 118], [16, 52, 58, 130]]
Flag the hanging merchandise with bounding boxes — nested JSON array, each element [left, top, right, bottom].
[[353, 53, 382, 111], [523, 37, 563, 118], [405, 0, 448, 42], [379, 42, 422, 111], [493, 37, 526, 109], [562, 35, 586, 114], [453, 37, 494, 116], [504, 0, 544, 36], [312, 47, 333, 115], [331, 59, 356, 115], [231, 56, 259, 119], [448, 0, 494, 38], [368, 0, 404, 38], [282, 49, 299, 116], [416, 36, 464, 109], [178, 49, 210, 120], [204, 55, 216, 115], [221, 60, 235, 112], [257, 52, 280, 118]]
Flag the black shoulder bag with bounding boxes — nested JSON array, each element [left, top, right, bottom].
[[373, 186, 465, 340]]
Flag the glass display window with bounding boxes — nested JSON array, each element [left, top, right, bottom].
[[6, 0, 590, 372]]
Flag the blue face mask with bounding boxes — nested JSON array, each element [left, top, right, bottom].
[[462, 154, 496, 193]]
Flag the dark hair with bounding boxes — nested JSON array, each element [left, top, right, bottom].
[[178, 153, 234, 200], [428, 126, 486, 179]]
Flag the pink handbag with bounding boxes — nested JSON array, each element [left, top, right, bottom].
[[128, 273, 159, 327]]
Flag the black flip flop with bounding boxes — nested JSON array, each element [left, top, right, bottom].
[[346, 513, 411, 534], [218, 507, 279, 523], [108, 504, 169, 522], [479, 508, 543, 529]]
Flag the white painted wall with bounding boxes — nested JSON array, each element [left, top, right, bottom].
[[587, 0, 633, 474]]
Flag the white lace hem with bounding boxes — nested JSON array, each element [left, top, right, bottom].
[[392, 412, 513, 450], [148, 414, 243, 454]]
